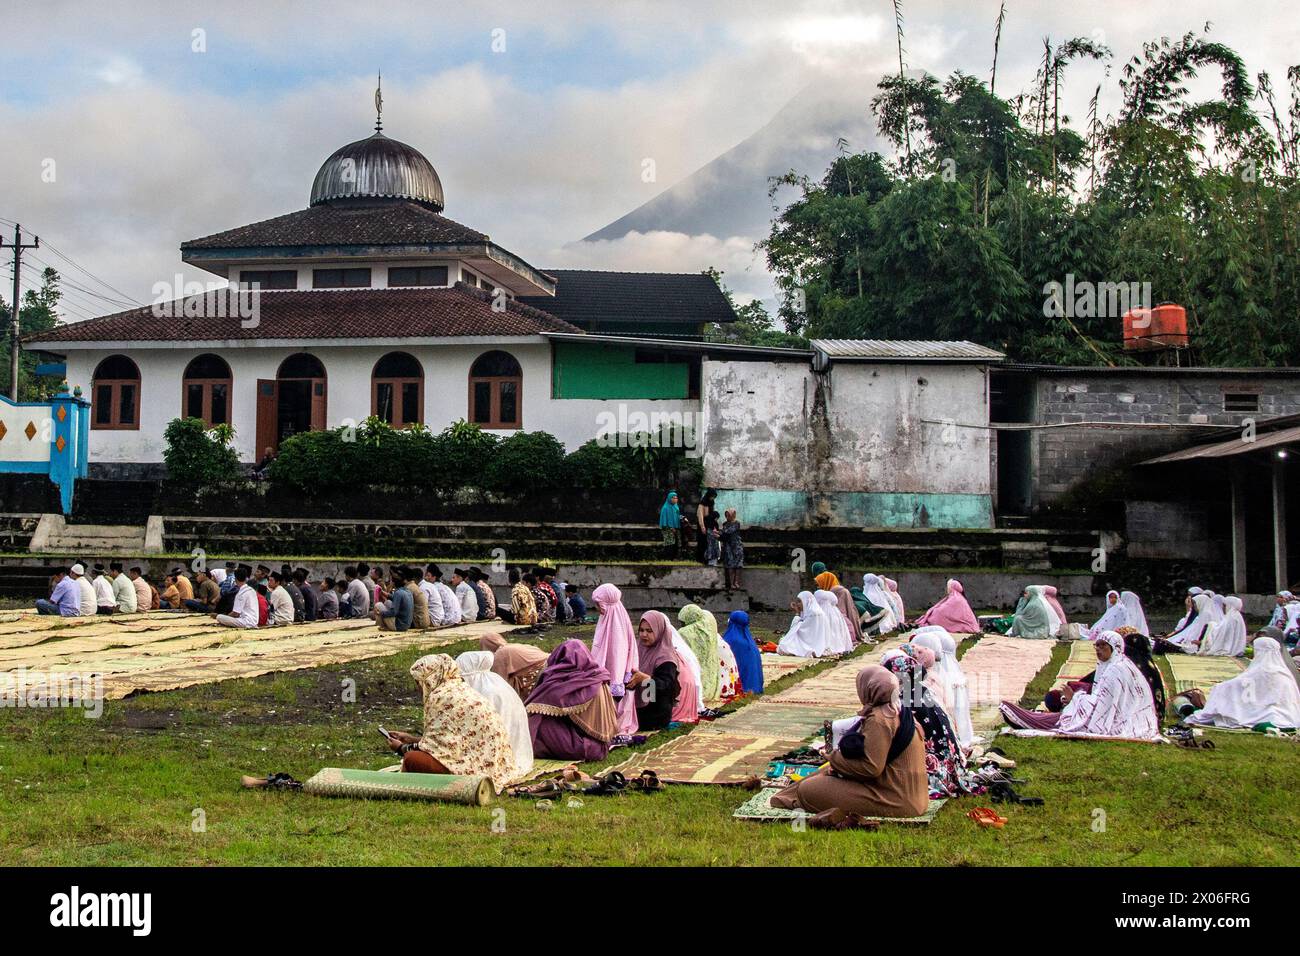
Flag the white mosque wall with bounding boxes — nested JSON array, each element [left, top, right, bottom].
[[61, 342, 698, 467]]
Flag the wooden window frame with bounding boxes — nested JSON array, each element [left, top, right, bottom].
[[388, 266, 449, 288], [372, 377, 424, 428], [312, 267, 372, 289], [468, 375, 522, 429], [183, 377, 233, 428], [91, 358, 141, 431]]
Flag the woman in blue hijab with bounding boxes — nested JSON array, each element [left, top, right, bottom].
[[721, 610, 764, 695], [658, 491, 682, 554]]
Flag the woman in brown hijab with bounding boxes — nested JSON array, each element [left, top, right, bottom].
[[770, 665, 929, 818], [479, 633, 549, 698], [831, 585, 863, 644]]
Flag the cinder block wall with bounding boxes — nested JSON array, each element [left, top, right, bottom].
[[1032, 374, 1300, 503]]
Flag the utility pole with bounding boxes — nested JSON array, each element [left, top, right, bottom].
[[3, 223, 40, 400]]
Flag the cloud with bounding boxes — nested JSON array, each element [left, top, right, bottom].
[[0, 0, 1294, 323]]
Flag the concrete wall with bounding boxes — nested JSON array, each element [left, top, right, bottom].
[[1031, 373, 1300, 503], [62, 342, 699, 464], [700, 359, 993, 527]]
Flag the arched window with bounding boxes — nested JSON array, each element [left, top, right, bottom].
[[372, 351, 423, 428], [468, 350, 522, 429], [91, 355, 140, 430], [277, 353, 326, 379], [182, 353, 232, 427]]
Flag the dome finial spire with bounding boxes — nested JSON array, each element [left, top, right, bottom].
[[374, 70, 383, 133]]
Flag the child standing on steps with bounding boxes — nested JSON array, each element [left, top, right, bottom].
[[720, 508, 744, 590]]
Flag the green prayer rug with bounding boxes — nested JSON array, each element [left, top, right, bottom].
[[303, 767, 494, 805], [733, 786, 946, 825]]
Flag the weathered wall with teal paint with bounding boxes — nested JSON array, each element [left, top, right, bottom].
[[717, 489, 993, 530], [699, 358, 994, 528], [551, 341, 689, 399]]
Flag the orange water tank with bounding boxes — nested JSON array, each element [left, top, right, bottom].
[[1123, 303, 1188, 350]]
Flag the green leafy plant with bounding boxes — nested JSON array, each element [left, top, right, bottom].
[[163, 418, 244, 487], [482, 431, 567, 496]]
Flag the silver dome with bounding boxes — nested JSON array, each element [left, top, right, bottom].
[[309, 132, 444, 211]]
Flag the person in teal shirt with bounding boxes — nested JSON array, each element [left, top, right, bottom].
[[658, 490, 682, 554]]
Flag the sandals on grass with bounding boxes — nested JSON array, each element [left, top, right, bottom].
[[967, 806, 1008, 829]]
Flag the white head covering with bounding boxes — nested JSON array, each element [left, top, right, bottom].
[[1058, 630, 1160, 739], [1087, 590, 1127, 637], [778, 590, 833, 658], [1208, 594, 1226, 622], [1118, 591, 1149, 637], [909, 628, 975, 745], [1188, 637, 1300, 730], [882, 577, 906, 623], [455, 650, 534, 777], [1199, 596, 1246, 656], [815, 589, 855, 653], [861, 573, 898, 633], [1168, 592, 1213, 649]]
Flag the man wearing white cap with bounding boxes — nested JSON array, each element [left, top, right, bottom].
[[69, 564, 96, 617]]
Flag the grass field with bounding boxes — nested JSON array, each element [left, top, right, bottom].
[[2, 621, 1296, 867]]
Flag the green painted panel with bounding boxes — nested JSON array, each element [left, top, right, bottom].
[[714, 490, 994, 530], [552, 341, 690, 400]]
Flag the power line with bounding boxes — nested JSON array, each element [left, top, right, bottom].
[[0, 214, 142, 307]]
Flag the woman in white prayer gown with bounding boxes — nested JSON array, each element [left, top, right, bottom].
[[1119, 591, 1149, 637], [1167, 592, 1214, 651], [1174, 588, 1203, 631], [1082, 590, 1126, 639], [670, 624, 706, 713], [861, 573, 899, 634], [778, 590, 834, 658], [910, 627, 975, 746], [1056, 630, 1161, 739], [1187, 636, 1300, 730], [1284, 600, 1300, 640], [1199, 596, 1247, 657], [455, 650, 534, 777], [816, 589, 856, 654]]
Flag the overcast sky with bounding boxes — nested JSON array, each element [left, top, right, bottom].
[[1, 0, 1295, 320]]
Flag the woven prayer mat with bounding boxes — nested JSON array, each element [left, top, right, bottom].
[[602, 731, 804, 784], [10, 619, 509, 700], [700, 702, 842, 739], [733, 786, 946, 825], [303, 768, 494, 805], [1166, 654, 1247, 694], [760, 653, 818, 684], [958, 634, 1057, 732]]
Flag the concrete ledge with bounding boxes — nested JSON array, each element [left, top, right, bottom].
[[144, 516, 165, 553], [28, 514, 66, 552]]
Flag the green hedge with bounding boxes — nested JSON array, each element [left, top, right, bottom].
[[163, 418, 244, 486], [266, 419, 697, 496]]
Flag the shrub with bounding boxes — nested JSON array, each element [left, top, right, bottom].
[[482, 430, 568, 496], [564, 439, 640, 489], [427, 420, 499, 493], [163, 418, 244, 487]]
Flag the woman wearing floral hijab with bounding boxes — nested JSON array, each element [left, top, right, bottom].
[[589, 583, 640, 740], [883, 652, 974, 799], [387, 654, 518, 792], [678, 603, 722, 705]]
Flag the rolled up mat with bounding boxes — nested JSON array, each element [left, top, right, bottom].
[[302, 767, 494, 805]]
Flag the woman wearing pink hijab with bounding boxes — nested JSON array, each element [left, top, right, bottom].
[[589, 583, 640, 740], [913, 579, 980, 634], [1043, 586, 1068, 635]]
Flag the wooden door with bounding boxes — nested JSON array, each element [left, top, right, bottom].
[[310, 379, 327, 431], [256, 379, 278, 455]]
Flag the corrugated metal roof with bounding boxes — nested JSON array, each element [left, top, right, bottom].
[[1142, 425, 1300, 465], [812, 339, 1005, 361]]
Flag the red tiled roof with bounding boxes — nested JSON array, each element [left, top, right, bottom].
[[26, 284, 580, 344], [180, 200, 489, 250]]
